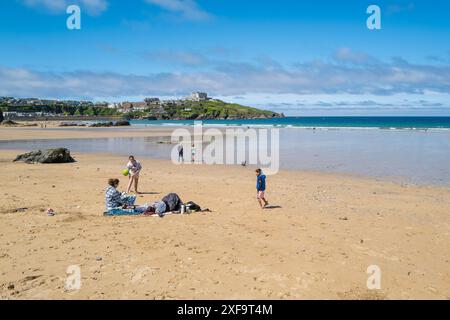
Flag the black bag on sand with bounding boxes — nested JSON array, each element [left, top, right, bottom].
[[185, 201, 201, 212]]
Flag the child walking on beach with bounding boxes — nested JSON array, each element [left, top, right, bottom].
[[255, 169, 269, 209]]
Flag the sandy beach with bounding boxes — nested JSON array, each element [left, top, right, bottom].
[[0, 122, 174, 141], [0, 126, 449, 300]]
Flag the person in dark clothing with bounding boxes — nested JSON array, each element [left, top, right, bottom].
[[255, 168, 269, 209], [177, 143, 184, 162], [162, 193, 183, 212]]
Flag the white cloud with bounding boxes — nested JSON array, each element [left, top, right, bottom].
[[20, 0, 108, 16], [1, 51, 450, 115], [144, 0, 212, 21], [333, 47, 375, 65]]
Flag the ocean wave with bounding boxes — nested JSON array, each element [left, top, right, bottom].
[[130, 117, 450, 131], [131, 122, 450, 132]]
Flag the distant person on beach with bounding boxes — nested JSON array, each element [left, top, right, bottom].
[[256, 169, 269, 209], [177, 143, 184, 162], [126, 155, 142, 194], [191, 143, 196, 163]]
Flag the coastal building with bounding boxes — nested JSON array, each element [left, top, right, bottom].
[[188, 92, 208, 102], [25, 98, 39, 105], [2, 111, 18, 118], [144, 98, 160, 105], [107, 103, 120, 109], [3, 111, 52, 118], [131, 102, 148, 111], [94, 102, 108, 108], [41, 100, 56, 106], [118, 101, 148, 112], [79, 101, 94, 107]]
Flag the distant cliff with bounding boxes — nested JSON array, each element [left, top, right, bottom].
[[139, 100, 284, 120], [0, 98, 284, 120]]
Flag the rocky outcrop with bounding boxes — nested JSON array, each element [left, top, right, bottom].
[[13, 148, 75, 164], [114, 120, 131, 126], [89, 121, 130, 127], [0, 120, 18, 126]]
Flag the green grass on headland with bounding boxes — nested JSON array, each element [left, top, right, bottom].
[[0, 99, 283, 120], [143, 100, 283, 120]]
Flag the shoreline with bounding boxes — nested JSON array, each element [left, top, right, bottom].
[[1, 124, 449, 188], [1, 146, 448, 191], [1, 120, 450, 142]]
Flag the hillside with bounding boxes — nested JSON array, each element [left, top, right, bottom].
[[0, 99, 284, 120], [141, 100, 284, 120]]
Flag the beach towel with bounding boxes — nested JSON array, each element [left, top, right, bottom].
[[104, 208, 143, 216], [105, 206, 174, 217], [104, 204, 148, 216]]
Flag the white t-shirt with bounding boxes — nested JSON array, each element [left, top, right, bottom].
[[127, 160, 142, 176]]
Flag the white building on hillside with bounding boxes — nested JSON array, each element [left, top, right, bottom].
[[189, 92, 208, 101]]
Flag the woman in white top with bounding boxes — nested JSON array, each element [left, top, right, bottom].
[[126, 155, 142, 194]]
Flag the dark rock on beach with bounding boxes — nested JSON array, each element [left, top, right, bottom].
[[114, 120, 131, 126], [89, 121, 114, 127], [13, 148, 76, 164], [0, 119, 19, 126], [58, 122, 87, 127], [89, 121, 130, 127]]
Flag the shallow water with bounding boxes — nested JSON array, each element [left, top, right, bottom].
[[1, 127, 449, 186]]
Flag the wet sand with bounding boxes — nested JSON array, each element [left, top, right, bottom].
[[0, 148, 449, 299], [2, 124, 449, 186], [0, 123, 174, 141]]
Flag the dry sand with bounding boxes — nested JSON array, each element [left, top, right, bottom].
[[0, 127, 449, 300]]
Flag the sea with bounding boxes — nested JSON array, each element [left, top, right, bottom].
[[1, 117, 449, 186], [129, 116, 450, 130]]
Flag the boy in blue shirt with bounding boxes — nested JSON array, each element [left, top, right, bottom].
[[255, 169, 269, 209]]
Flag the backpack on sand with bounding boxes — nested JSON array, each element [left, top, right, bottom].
[[185, 201, 201, 212]]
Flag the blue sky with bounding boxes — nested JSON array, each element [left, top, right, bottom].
[[0, 0, 449, 115]]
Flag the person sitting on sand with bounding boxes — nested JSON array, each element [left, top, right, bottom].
[[106, 178, 127, 211], [256, 168, 269, 209], [126, 155, 142, 194]]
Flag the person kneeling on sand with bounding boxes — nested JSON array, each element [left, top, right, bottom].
[[145, 193, 183, 217], [105, 178, 136, 211]]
